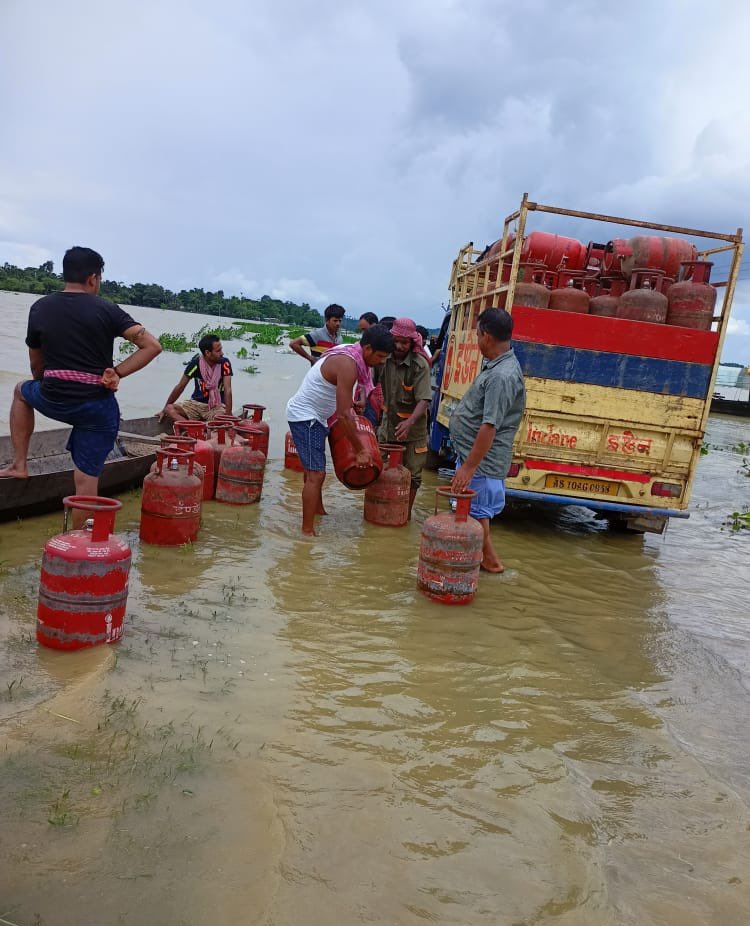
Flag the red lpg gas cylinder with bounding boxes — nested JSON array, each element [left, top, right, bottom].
[[617, 270, 668, 324], [514, 264, 550, 308], [548, 279, 590, 314], [622, 236, 698, 279], [520, 231, 586, 272], [206, 422, 233, 493], [215, 423, 266, 505], [242, 404, 270, 457], [603, 236, 697, 278], [140, 448, 202, 546], [417, 489, 483, 605], [328, 415, 383, 489], [173, 420, 215, 500], [667, 261, 717, 330], [589, 277, 628, 317], [153, 435, 205, 485], [37, 497, 130, 651], [284, 431, 304, 472], [364, 444, 411, 527]]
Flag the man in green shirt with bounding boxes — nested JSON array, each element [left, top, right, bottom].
[[450, 307, 526, 573], [377, 317, 432, 518]]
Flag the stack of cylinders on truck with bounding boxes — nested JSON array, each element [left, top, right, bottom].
[[475, 229, 716, 330]]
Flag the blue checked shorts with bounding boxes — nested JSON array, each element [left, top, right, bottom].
[[288, 418, 329, 472], [21, 380, 121, 477]]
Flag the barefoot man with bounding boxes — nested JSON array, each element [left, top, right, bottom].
[[286, 324, 394, 534], [449, 308, 525, 573], [0, 246, 161, 523]]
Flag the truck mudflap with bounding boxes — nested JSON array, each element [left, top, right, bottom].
[[504, 487, 688, 533]]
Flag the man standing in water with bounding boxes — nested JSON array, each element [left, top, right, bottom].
[[286, 324, 394, 535], [289, 303, 345, 364], [158, 334, 233, 425], [376, 317, 432, 519], [450, 308, 525, 573], [0, 247, 162, 517]]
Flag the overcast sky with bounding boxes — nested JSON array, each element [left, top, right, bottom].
[[1, 0, 749, 359]]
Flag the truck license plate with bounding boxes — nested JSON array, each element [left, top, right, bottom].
[[545, 474, 620, 497]]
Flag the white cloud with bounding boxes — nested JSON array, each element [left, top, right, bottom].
[[268, 278, 329, 306], [213, 270, 260, 295], [0, 241, 53, 268], [728, 317, 750, 336]]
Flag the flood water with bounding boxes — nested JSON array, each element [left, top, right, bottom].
[[1, 292, 749, 925]]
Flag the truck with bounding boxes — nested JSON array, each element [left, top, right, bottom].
[[429, 194, 744, 533]]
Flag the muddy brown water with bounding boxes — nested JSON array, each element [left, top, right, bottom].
[[1, 292, 749, 924]]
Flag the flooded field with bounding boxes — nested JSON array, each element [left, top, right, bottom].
[[1, 292, 749, 925]]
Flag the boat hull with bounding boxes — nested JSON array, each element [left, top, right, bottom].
[[0, 416, 161, 521]]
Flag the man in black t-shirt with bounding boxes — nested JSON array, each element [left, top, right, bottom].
[[0, 247, 161, 511], [158, 334, 234, 424]]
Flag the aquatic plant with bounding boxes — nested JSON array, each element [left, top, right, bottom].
[[726, 509, 750, 532], [236, 346, 249, 359], [241, 365, 259, 375], [118, 340, 136, 355], [158, 332, 195, 352]]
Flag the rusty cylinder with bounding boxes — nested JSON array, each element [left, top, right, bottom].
[[548, 279, 590, 314], [417, 488, 483, 605], [139, 448, 202, 546], [617, 269, 668, 323], [37, 496, 131, 650], [666, 261, 717, 330], [215, 423, 266, 505], [364, 444, 411, 527]]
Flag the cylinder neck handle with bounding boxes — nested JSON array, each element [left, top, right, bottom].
[[174, 420, 208, 440], [435, 486, 476, 522], [62, 495, 122, 541], [156, 447, 194, 476], [379, 442, 405, 469], [242, 403, 266, 423]]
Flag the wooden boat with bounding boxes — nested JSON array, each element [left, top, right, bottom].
[[0, 416, 162, 522], [710, 394, 750, 418]]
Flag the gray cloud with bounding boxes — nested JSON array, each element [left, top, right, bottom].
[[1, 0, 749, 358]]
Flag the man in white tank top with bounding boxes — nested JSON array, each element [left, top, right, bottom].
[[287, 325, 394, 534]]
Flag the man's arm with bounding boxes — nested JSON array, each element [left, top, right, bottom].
[[451, 370, 512, 494], [112, 325, 162, 381], [290, 335, 314, 364], [28, 348, 44, 380], [222, 375, 233, 416], [158, 374, 191, 420], [451, 424, 496, 493]]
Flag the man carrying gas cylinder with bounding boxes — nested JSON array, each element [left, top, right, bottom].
[[286, 324, 394, 535], [376, 317, 433, 519], [449, 307, 525, 574]]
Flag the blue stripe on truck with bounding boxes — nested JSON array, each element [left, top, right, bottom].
[[513, 341, 712, 399]]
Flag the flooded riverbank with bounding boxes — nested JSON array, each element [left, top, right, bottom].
[[1, 292, 749, 924]]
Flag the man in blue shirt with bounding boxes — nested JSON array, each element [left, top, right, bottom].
[[450, 308, 526, 573]]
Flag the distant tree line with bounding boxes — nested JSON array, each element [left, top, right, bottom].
[[0, 261, 325, 327]]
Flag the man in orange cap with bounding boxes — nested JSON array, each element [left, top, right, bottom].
[[376, 316, 432, 518]]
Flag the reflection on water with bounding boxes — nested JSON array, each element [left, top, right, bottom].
[[1, 286, 750, 923]]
